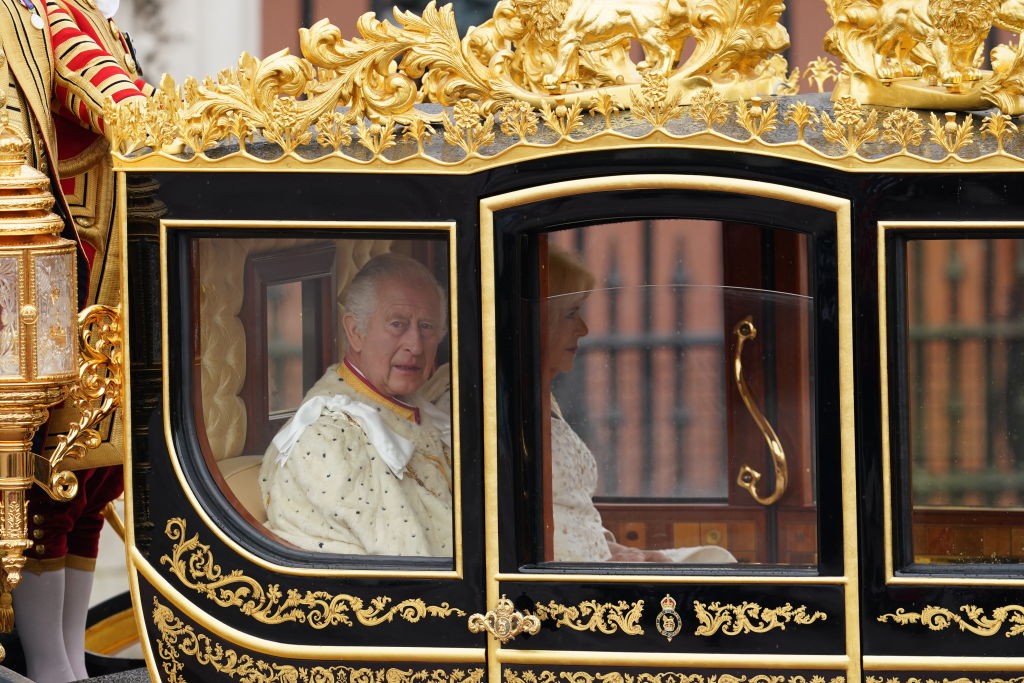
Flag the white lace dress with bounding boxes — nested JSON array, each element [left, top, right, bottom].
[[550, 401, 612, 562], [549, 399, 737, 564]]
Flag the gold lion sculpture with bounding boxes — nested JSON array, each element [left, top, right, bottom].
[[542, 0, 692, 89], [829, 0, 1024, 89]]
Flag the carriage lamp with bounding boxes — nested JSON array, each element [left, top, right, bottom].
[[0, 119, 118, 635]]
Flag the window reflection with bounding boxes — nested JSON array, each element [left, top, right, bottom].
[[537, 221, 816, 566], [907, 238, 1024, 564], [266, 281, 304, 414]]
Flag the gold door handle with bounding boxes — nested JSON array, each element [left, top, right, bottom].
[[467, 595, 540, 643], [733, 316, 788, 506]]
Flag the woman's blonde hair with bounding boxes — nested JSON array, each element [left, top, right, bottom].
[[546, 244, 595, 297]]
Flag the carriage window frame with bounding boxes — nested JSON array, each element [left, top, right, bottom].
[[482, 180, 853, 579], [161, 220, 464, 578], [881, 221, 1024, 583]]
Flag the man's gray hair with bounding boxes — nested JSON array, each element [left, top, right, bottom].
[[341, 253, 447, 334]]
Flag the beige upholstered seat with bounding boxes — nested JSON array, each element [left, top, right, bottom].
[[216, 455, 266, 523]]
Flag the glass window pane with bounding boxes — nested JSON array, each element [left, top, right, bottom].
[[536, 220, 816, 566], [191, 235, 454, 562], [907, 238, 1024, 565]]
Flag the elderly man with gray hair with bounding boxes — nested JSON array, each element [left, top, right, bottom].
[[259, 253, 452, 557]]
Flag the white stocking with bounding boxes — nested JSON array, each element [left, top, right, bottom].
[[62, 567, 94, 680], [11, 569, 76, 683]]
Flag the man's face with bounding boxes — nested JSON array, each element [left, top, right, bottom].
[[344, 277, 443, 397]]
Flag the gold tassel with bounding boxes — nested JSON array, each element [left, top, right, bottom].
[[0, 586, 14, 633]]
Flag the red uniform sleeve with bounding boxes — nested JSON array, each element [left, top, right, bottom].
[[43, 0, 146, 135]]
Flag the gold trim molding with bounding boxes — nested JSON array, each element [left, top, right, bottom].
[[504, 670, 845, 683], [160, 518, 466, 629], [877, 605, 1024, 638], [108, 84, 1024, 171], [151, 597, 484, 683], [531, 599, 644, 636], [694, 601, 827, 637]]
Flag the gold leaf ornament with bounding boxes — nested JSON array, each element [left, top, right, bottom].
[[880, 108, 926, 150], [820, 95, 879, 155], [443, 99, 496, 155], [688, 88, 730, 131], [631, 71, 684, 129], [736, 96, 780, 138], [152, 598, 485, 683], [693, 600, 827, 637], [878, 604, 1024, 638], [784, 101, 818, 141], [928, 111, 975, 155], [540, 99, 586, 137], [47, 306, 122, 485], [531, 599, 645, 635], [981, 112, 1019, 152], [499, 100, 539, 140], [159, 518, 466, 629]]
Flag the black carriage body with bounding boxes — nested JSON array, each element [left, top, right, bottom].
[[114, 140, 1024, 683]]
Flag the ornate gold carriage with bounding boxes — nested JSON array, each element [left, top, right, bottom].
[[95, 0, 1024, 681]]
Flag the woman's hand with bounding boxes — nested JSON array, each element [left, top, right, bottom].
[[607, 541, 648, 562], [607, 542, 674, 562], [642, 549, 673, 563]]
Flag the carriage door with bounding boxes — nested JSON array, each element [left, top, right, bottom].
[[479, 176, 859, 683], [864, 220, 1024, 680], [120, 169, 487, 681]]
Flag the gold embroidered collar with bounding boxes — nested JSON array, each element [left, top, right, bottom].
[[338, 360, 420, 424]]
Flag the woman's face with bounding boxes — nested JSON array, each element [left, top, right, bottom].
[[544, 293, 589, 380]]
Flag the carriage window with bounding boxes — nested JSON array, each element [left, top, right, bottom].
[[536, 221, 816, 566], [191, 235, 455, 562], [905, 238, 1024, 565]]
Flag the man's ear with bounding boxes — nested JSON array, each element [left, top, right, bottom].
[[342, 313, 364, 354]]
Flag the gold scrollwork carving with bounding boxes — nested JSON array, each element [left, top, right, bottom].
[[693, 600, 827, 636], [152, 597, 485, 683], [107, 0, 794, 159], [504, 670, 845, 683], [531, 599, 644, 635], [36, 304, 122, 502], [160, 518, 465, 629], [877, 604, 1024, 638], [100, 1, 1024, 166]]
